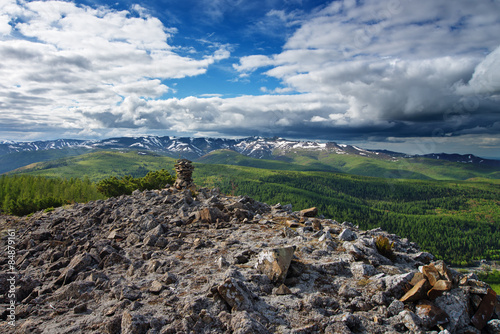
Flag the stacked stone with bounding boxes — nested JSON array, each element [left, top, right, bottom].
[[173, 159, 195, 190]]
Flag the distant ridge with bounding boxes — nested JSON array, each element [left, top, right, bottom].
[[2, 135, 499, 164], [1, 136, 499, 175]]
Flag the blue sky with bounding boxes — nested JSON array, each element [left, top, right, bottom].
[[1, 0, 500, 158]]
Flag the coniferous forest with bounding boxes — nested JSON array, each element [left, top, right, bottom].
[[195, 165, 500, 266], [0, 174, 104, 216], [1, 158, 499, 267]]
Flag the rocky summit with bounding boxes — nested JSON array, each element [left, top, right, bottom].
[[1, 183, 500, 333]]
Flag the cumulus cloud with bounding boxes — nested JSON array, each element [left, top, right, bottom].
[[0, 0, 229, 138], [235, 0, 500, 142], [1, 0, 499, 158]]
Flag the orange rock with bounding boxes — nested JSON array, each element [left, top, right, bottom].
[[410, 272, 425, 286], [422, 264, 441, 286], [400, 279, 430, 303], [427, 280, 452, 300], [434, 261, 452, 282], [471, 288, 498, 330], [300, 207, 318, 217]]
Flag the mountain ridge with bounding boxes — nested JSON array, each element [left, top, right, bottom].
[[2, 135, 499, 170]]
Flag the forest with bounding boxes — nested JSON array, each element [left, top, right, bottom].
[[0, 174, 104, 216], [2, 158, 500, 266], [194, 165, 500, 266]]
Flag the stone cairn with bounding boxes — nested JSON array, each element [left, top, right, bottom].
[[173, 158, 195, 190]]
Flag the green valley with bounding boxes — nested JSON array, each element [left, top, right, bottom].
[[2, 149, 499, 266]]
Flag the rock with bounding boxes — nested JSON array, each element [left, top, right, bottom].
[[3, 185, 496, 334], [319, 230, 332, 242], [161, 272, 177, 284], [143, 234, 158, 247], [387, 299, 404, 316], [199, 207, 223, 223], [434, 288, 471, 333], [125, 233, 141, 246], [471, 288, 497, 330], [422, 263, 442, 286], [149, 280, 164, 294], [102, 252, 128, 268], [495, 295, 500, 318], [121, 310, 149, 334], [339, 228, 357, 241], [471, 293, 483, 310], [274, 284, 292, 295], [283, 226, 299, 238], [410, 252, 435, 264], [428, 279, 453, 300], [312, 220, 322, 231], [31, 230, 52, 242], [300, 207, 318, 217], [51, 280, 95, 301], [400, 279, 430, 303], [173, 159, 195, 190], [486, 319, 500, 334], [217, 278, 253, 311], [339, 284, 361, 298], [351, 262, 376, 278], [383, 272, 414, 299], [400, 310, 422, 332], [231, 311, 270, 334], [416, 301, 450, 329], [108, 229, 124, 240], [120, 286, 142, 301], [102, 316, 122, 334], [73, 303, 88, 314], [56, 252, 97, 285], [434, 260, 453, 282], [410, 272, 426, 286], [255, 246, 295, 283]]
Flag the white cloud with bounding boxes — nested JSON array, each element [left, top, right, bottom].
[[1, 0, 499, 158], [0, 0, 229, 136], [234, 0, 500, 138], [458, 45, 500, 95]]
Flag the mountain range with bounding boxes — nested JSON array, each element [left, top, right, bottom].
[[1, 136, 499, 171]]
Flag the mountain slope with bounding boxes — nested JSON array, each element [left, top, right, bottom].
[[197, 148, 500, 180], [11, 151, 177, 182], [2, 136, 499, 176], [8, 150, 500, 265], [3, 186, 498, 333]]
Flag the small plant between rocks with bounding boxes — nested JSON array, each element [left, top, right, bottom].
[[375, 235, 395, 261]]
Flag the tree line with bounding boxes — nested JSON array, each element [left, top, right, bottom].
[[0, 169, 176, 216], [0, 174, 103, 216], [199, 168, 500, 266]]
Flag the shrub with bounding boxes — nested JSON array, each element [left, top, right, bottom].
[[96, 169, 176, 197], [375, 235, 395, 261]]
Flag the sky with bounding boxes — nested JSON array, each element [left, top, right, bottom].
[[1, 0, 500, 158]]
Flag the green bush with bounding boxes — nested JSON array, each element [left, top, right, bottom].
[[96, 169, 175, 197], [0, 175, 102, 216], [375, 235, 395, 261]]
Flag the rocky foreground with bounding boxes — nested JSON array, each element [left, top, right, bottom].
[[1, 186, 499, 334]]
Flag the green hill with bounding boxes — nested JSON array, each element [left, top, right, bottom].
[[8, 150, 500, 266], [199, 148, 499, 180], [10, 150, 178, 182], [196, 149, 338, 172], [0, 147, 95, 174]]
